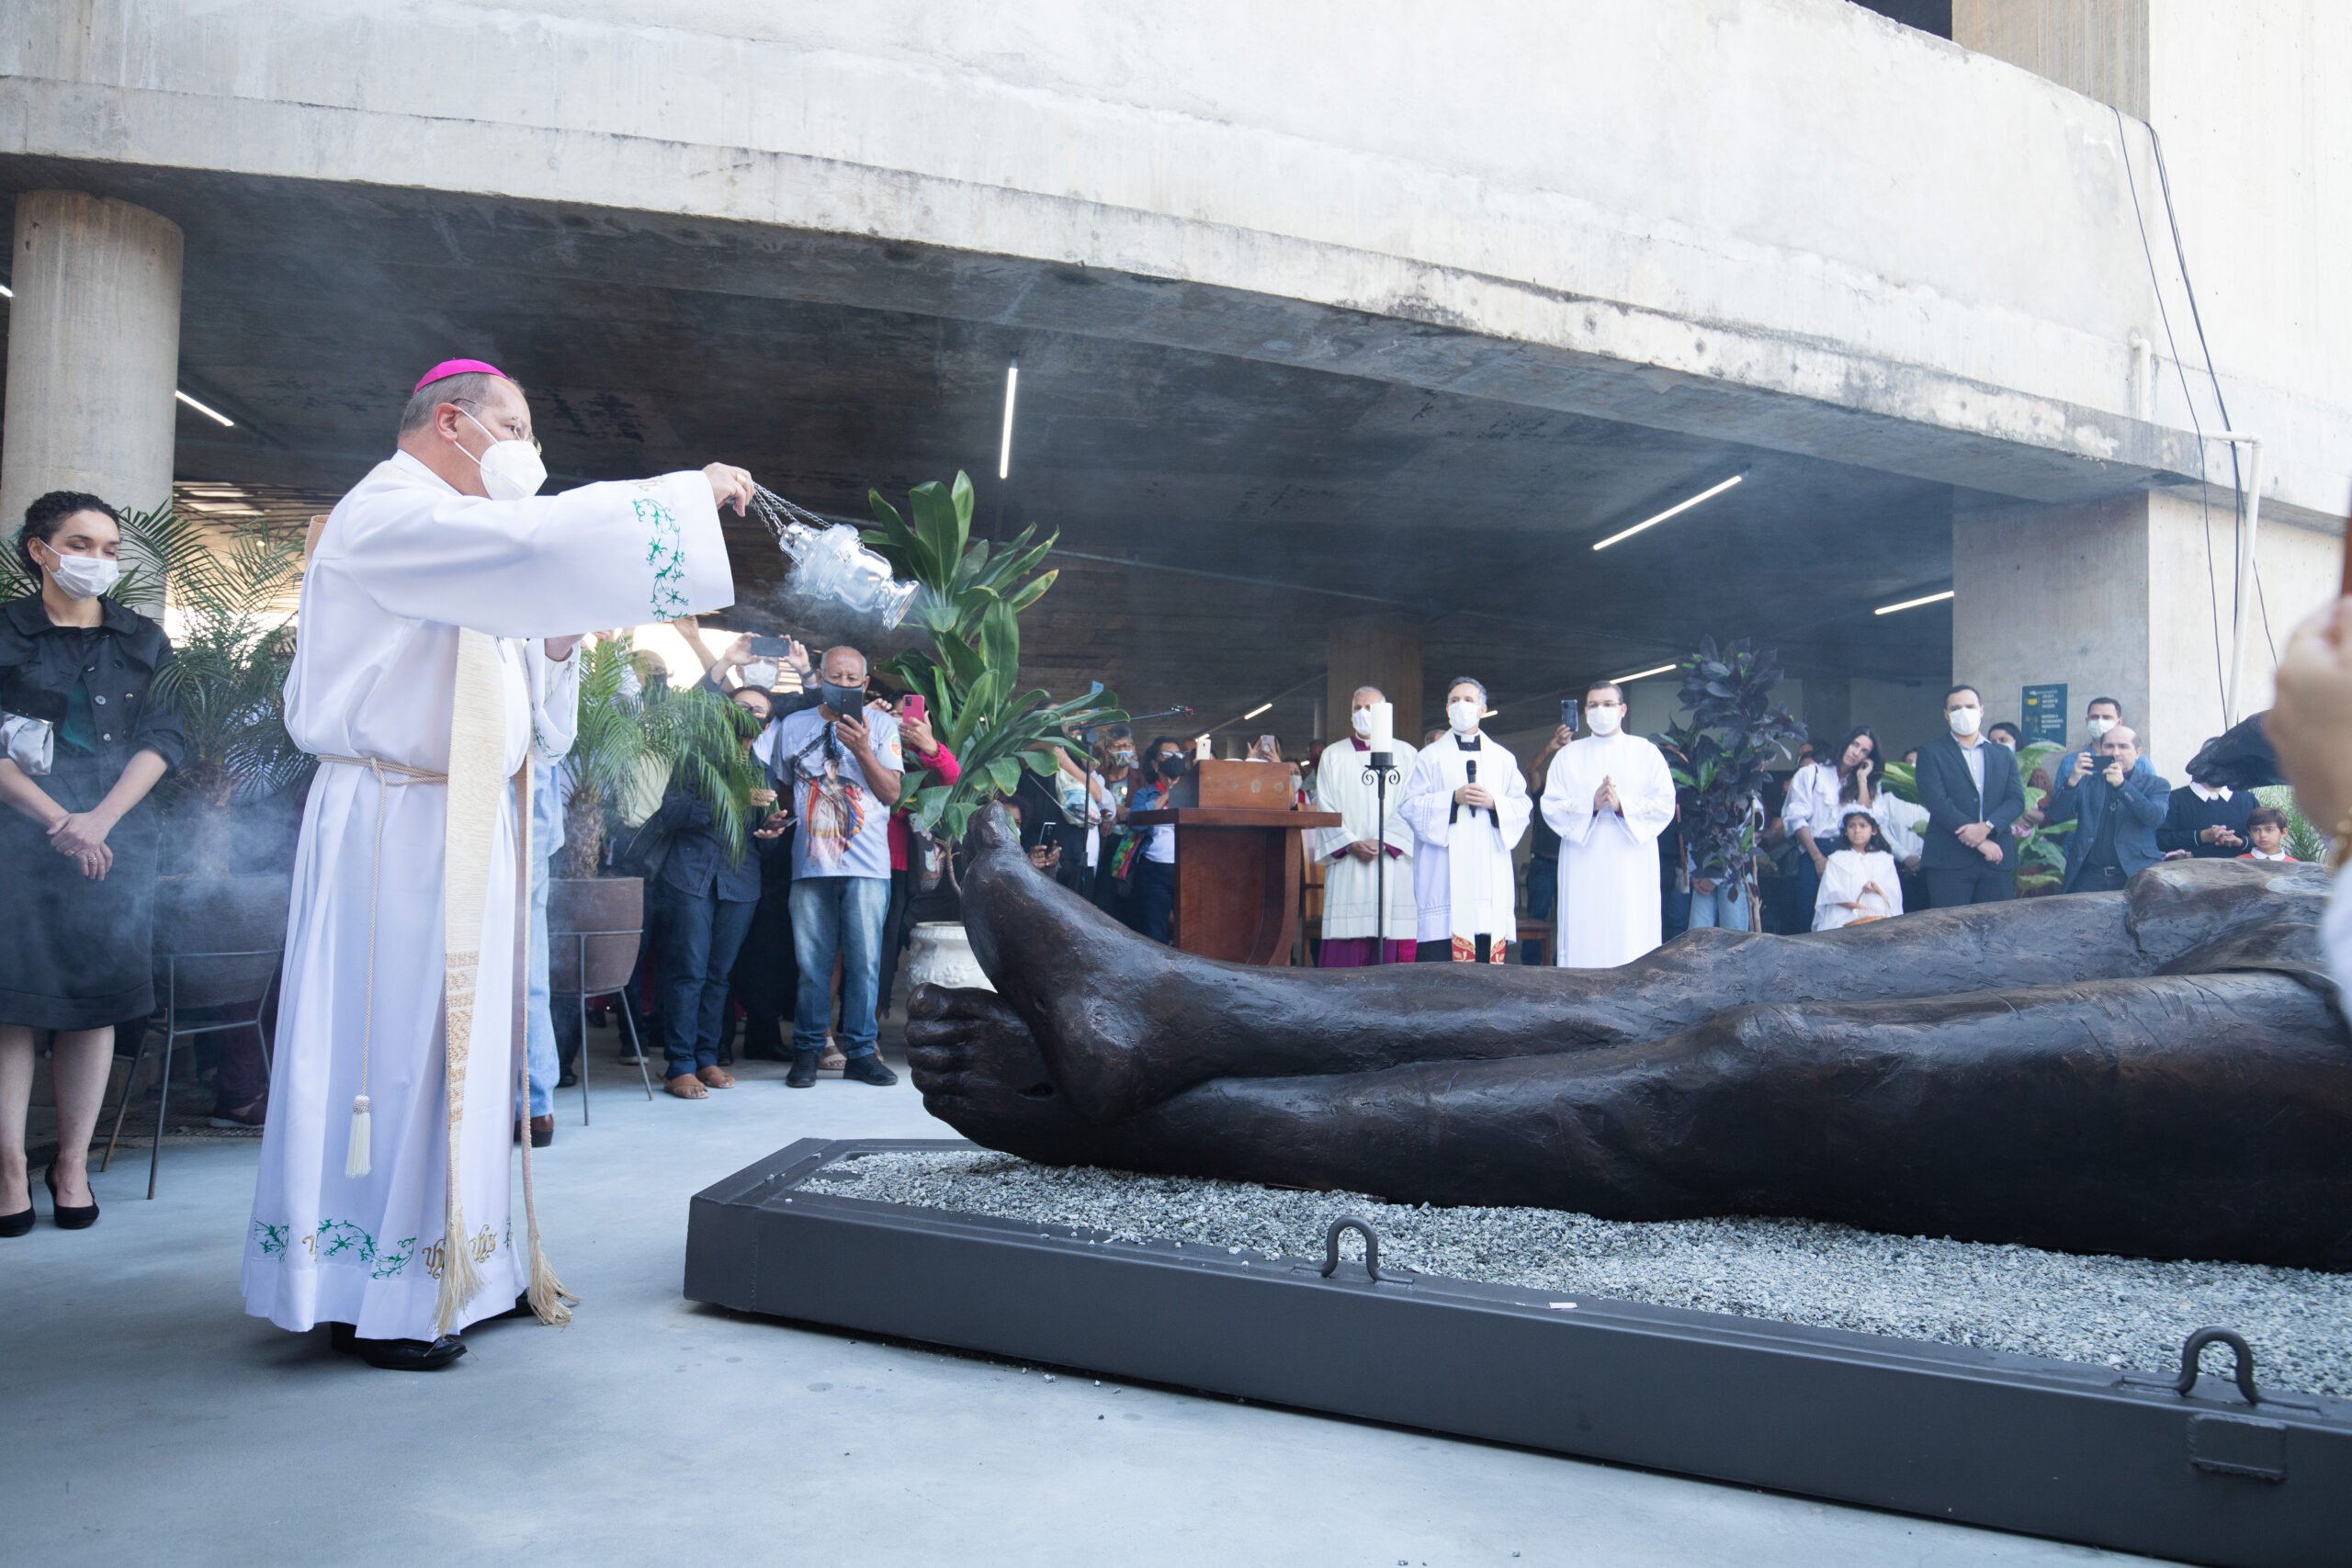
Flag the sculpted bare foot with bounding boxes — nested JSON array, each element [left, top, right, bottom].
[[903, 985, 1132, 1166]]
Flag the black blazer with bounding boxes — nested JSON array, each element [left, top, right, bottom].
[[1913, 735, 2025, 872]]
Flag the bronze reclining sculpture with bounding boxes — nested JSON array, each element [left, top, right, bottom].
[[905, 806, 2352, 1271]]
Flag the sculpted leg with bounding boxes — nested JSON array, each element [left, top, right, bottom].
[[957, 805, 2319, 1122]]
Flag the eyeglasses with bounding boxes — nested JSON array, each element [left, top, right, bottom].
[[452, 398, 541, 455]]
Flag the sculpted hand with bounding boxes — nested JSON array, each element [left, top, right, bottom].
[[703, 463, 755, 515]]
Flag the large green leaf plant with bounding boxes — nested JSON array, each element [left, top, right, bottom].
[[861, 470, 1122, 846], [1661, 637, 1807, 899]]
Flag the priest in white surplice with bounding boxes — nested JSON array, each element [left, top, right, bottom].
[[243, 360, 751, 1370], [1311, 686, 1419, 965], [1542, 681, 1677, 968], [1398, 677, 1530, 963]]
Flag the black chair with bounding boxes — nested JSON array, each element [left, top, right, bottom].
[[548, 877, 653, 1121], [101, 948, 280, 1198]]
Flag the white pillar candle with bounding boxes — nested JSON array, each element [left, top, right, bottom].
[[1367, 702, 1395, 752]]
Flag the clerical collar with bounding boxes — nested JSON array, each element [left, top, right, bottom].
[[2189, 780, 2232, 802], [1453, 733, 1482, 750]]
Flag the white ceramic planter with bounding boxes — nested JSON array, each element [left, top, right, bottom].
[[904, 920, 993, 993]]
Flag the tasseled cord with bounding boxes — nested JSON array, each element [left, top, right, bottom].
[[344, 1095, 372, 1178]]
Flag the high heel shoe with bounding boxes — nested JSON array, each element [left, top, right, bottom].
[[43, 1164, 98, 1230], [0, 1202, 31, 1237]]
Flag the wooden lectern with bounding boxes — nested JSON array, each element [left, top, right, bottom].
[[1129, 761, 1340, 965]]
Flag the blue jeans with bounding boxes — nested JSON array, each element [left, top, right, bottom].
[[657, 885, 759, 1077], [1688, 881, 1751, 931], [525, 850, 557, 1117], [790, 875, 890, 1058], [1134, 859, 1177, 944]]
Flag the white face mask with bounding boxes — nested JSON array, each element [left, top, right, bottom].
[[458, 408, 548, 502], [1351, 707, 1374, 737], [2085, 716, 2116, 739], [1948, 705, 1982, 738], [1446, 699, 1481, 734], [740, 660, 778, 691], [38, 541, 121, 601], [1587, 704, 1624, 737]]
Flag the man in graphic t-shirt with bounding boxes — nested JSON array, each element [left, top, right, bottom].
[[761, 645, 902, 1088]]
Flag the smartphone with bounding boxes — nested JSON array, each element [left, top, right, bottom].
[[1258, 734, 1277, 753], [1561, 698, 1580, 732], [747, 635, 792, 656], [902, 694, 926, 722]]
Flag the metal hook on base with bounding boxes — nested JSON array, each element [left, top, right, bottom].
[[2173, 1326, 2262, 1405], [1319, 1216, 1384, 1281]]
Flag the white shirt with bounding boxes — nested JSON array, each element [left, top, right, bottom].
[[1962, 739, 1987, 807], [2189, 781, 2234, 803]]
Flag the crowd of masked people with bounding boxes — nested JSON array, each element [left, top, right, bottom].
[[1626, 683, 2300, 945], [525, 626, 1206, 1135]]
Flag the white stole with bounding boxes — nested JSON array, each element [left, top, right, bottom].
[[1428, 739, 1516, 942]]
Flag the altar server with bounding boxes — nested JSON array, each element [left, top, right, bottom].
[[1399, 677, 1530, 963], [243, 361, 750, 1371], [1543, 681, 1677, 967], [1311, 686, 1418, 965]]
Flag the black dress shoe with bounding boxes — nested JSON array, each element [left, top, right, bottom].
[[840, 1052, 899, 1087], [529, 1114, 554, 1148], [557, 1066, 579, 1089], [0, 1205, 31, 1238], [785, 1049, 821, 1089], [328, 1322, 468, 1371], [43, 1165, 97, 1230]]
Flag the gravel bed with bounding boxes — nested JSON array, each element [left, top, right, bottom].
[[805, 1150, 2352, 1400]]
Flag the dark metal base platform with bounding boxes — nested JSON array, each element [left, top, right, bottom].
[[685, 1139, 2352, 1568]]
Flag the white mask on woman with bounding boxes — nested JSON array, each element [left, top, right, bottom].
[[38, 541, 122, 601], [1446, 699, 1481, 734], [458, 408, 548, 502]]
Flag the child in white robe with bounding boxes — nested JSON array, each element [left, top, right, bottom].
[[1814, 808, 1904, 930]]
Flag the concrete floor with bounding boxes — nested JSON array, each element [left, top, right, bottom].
[[6, 1036, 2172, 1568]]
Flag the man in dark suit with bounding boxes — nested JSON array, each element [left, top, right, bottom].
[[1915, 682, 2026, 907], [2043, 724, 2170, 893]]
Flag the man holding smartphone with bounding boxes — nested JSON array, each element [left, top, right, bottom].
[[2044, 723, 2168, 894], [763, 645, 902, 1088]]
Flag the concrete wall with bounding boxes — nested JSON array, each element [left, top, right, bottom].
[[1952, 490, 2335, 779], [2, 0, 2343, 514]]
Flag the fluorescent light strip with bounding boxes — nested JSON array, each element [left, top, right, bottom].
[[1590, 473, 1745, 552], [0, 283, 12, 299], [1874, 589, 1954, 616], [1241, 702, 1272, 721], [175, 389, 236, 428], [1611, 662, 1679, 683], [997, 363, 1019, 479]]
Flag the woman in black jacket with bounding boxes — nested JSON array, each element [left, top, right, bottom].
[[0, 492, 184, 1234]]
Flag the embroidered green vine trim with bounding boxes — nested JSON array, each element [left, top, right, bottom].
[[639, 497, 687, 619]]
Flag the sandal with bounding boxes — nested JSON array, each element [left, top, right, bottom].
[[664, 1073, 709, 1100], [697, 1066, 736, 1089]]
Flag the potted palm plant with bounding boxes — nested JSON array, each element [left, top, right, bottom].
[[857, 472, 1122, 985], [548, 634, 768, 951]]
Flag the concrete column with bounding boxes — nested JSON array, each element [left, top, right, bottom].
[[1951, 491, 2338, 781], [1804, 676, 1852, 750], [1327, 616, 1423, 749], [1953, 0, 2149, 118], [1, 192, 185, 598]]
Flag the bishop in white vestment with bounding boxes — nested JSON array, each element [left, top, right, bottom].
[[1542, 684, 1677, 968], [1398, 681, 1530, 963], [1310, 687, 1418, 965], [243, 361, 746, 1362]]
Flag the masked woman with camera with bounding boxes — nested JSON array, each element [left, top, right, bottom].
[[0, 492, 184, 1235]]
